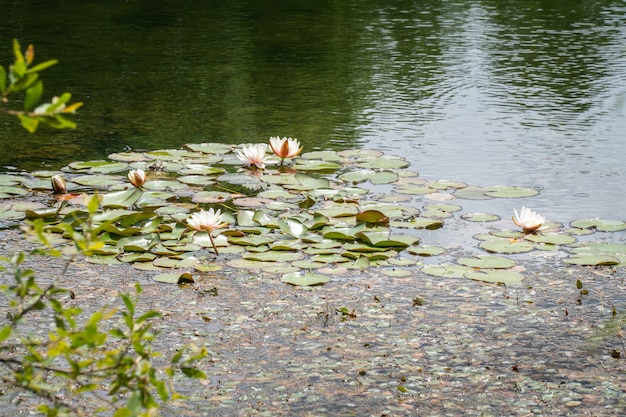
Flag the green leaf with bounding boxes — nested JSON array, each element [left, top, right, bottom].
[[356, 210, 389, 225], [465, 270, 524, 284], [18, 114, 39, 133], [24, 80, 43, 111], [181, 367, 206, 378], [281, 272, 330, 286], [26, 58, 59, 74], [0, 65, 6, 92], [153, 272, 195, 284], [0, 325, 11, 342]]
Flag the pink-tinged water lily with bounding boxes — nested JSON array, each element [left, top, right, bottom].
[[51, 175, 66, 194], [235, 144, 271, 169], [269, 136, 302, 165], [187, 208, 229, 254], [513, 206, 545, 232], [127, 169, 147, 188]]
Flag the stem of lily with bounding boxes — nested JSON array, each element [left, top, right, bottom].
[[208, 233, 219, 255], [280, 158, 284, 167]]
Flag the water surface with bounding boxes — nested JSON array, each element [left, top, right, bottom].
[[2, 0, 625, 220]]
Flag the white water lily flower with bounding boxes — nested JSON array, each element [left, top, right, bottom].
[[188, 208, 229, 233], [513, 206, 545, 232], [51, 174, 66, 194], [269, 136, 302, 165], [127, 169, 147, 188], [188, 208, 229, 255], [235, 143, 271, 169]]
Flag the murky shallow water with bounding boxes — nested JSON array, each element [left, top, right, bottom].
[[2, 1, 625, 222]]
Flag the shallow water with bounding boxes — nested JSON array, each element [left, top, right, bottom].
[[2, 1, 625, 221]]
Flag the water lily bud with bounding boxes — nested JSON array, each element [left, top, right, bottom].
[[127, 169, 146, 188], [51, 175, 66, 194]]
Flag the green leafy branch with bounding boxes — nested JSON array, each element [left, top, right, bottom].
[[0, 39, 83, 132], [0, 195, 207, 416]]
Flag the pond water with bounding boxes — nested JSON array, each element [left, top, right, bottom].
[[2, 0, 626, 221]]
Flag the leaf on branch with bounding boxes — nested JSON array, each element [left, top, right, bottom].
[[24, 80, 43, 111]]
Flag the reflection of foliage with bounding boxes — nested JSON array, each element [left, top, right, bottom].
[[0, 195, 206, 416], [0, 39, 83, 132]]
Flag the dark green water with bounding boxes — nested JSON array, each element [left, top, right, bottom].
[[2, 1, 626, 219]]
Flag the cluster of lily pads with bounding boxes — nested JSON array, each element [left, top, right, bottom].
[[0, 140, 625, 286]]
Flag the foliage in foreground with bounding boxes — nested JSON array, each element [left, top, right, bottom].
[[0, 39, 82, 132], [0, 195, 207, 416]]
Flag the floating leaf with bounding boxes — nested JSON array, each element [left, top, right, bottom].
[[481, 185, 539, 199], [356, 210, 389, 225], [461, 213, 500, 222], [406, 245, 446, 256], [100, 188, 143, 209], [465, 270, 524, 284], [563, 254, 621, 266], [457, 255, 516, 269], [423, 264, 472, 278], [524, 233, 576, 245], [243, 251, 304, 262], [153, 272, 195, 284], [479, 238, 535, 254], [281, 272, 330, 286]]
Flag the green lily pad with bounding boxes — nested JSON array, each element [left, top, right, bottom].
[[153, 272, 195, 284], [423, 264, 472, 278], [177, 164, 226, 176], [153, 257, 199, 268], [461, 213, 500, 222], [184, 142, 234, 154], [72, 174, 124, 187], [228, 235, 278, 247], [524, 233, 577, 245], [479, 238, 535, 254], [0, 185, 29, 196], [118, 253, 157, 263], [465, 270, 524, 284], [563, 254, 621, 266], [142, 180, 187, 191], [176, 175, 217, 186], [356, 210, 389, 224], [481, 185, 539, 199], [356, 155, 410, 169], [457, 255, 516, 269], [243, 251, 304, 262], [406, 245, 446, 256], [100, 188, 143, 209], [281, 272, 330, 286], [108, 152, 152, 162], [426, 180, 468, 190], [390, 218, 443, 230], [192, 191, 232, 203]]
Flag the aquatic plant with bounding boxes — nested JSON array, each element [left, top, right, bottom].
[[0, 144, 624, 286], [269, 136, 302, 166], [512, 206, 545, 232]]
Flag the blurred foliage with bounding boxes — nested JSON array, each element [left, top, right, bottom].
[[0, 195, 207, 416], [0, 39, 82, 132]]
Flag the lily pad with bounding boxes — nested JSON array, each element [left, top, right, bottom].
[[481, 185, 539, 199], [461, 213, 500, 222], [465, 270, 524, 284], [563, 254, 621, 266], [281, 272, 330, 286], [479, 238, 535, 254], [457, 255, 516, 269], [423, 264, 472, 278], [153, 272, 195, 284]]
